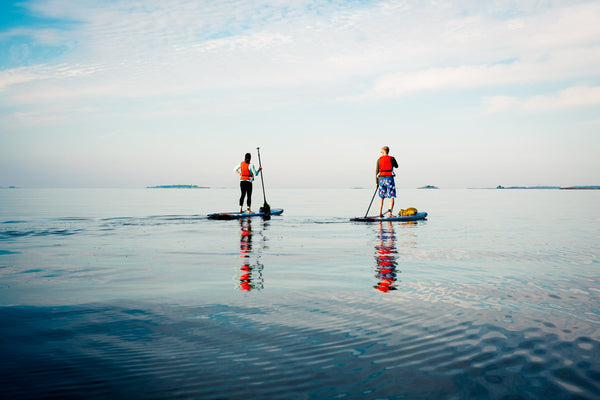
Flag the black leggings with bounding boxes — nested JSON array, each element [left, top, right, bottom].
[[239, 181, 253, 207]]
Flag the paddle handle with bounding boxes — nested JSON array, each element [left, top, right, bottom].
[[256, 147, 267, 205]]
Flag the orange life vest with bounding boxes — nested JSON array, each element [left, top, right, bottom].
[[378, 155, 394, 177], [240, 162, 252, 180]]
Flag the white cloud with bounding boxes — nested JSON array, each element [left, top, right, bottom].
[[523, 86, 600, 112], [0, 0, 599, 125], [484, 95, 519, 114], [350, 0, 600, 100], [0, 0, 598, 105], [0, 67, 44, 91], [356, 46, 600, 100], [177, 32, 292, 53], [485, 86, 600, 113], [0, 63, 103, 92]]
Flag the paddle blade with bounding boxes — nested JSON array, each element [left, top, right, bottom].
[[260, 203, 271, 215], [259, 203, 270, 220]]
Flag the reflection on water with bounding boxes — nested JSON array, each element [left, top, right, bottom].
[[374, 221, 398, 292], [238, 218, 264, 291], [373, 221, 421, 292]]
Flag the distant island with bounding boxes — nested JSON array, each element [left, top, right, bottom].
[[418, 185, 439, 189], [496, 185, 560, 189], [146, 185, 210, 189], [561, 186, 600, 190], [495, 185, 599, 190]]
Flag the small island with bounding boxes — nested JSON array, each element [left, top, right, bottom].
[[146, 185, 210, 189], [496, 185, 560, 189], [418, 185, 439, 189], [561, 186, 600, 190]]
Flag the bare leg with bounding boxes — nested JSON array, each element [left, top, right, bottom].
[[378, 197, 384, 217], [388, 198, 394, 217]]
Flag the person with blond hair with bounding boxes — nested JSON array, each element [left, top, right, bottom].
[[376, 146, 398, 218]]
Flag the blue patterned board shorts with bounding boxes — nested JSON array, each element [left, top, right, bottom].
[[378, 177, 396, 198]]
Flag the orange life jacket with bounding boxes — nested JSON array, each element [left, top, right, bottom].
[[240, 162, 252, 180], [378, 155, 394, 177]]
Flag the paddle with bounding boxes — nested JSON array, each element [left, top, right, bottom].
[[364, 185, 378, 218], [256, 147, 270, 217]]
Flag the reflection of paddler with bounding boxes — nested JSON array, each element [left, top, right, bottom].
[[240, 218, 252, 252], [240, 219, 252, 291], [374, 221, 398, 292], [238, 218, 263, 291]]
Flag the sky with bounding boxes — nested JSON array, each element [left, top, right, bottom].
[[1, 0, 599, 189]]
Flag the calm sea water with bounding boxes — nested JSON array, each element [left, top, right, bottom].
[[1, 188, 599, 399]]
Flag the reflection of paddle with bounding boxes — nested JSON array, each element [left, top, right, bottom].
[[256, 147, 270, 217], [364, 186, 378, 218]]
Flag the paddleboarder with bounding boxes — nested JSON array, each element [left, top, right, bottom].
[[376, 146, 398, 218], [234, 152, 262, 213]]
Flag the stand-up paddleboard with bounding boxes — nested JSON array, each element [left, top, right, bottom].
[[351, 212, 427, 222], [208, 208, 284, 220]]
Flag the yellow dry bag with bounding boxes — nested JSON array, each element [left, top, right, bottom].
[[399, 207, 418, 216]]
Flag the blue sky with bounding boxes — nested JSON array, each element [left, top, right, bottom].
[[1, 0, 599, 188]]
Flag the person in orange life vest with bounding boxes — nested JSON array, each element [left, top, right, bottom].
[[234, 153, 262, 213], [376, 146, 398, 218]]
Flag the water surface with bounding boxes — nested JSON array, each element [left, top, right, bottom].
[[1, 188, 599, 398]]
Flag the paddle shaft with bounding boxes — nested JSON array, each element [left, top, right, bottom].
[[256, 147, 268, 207], [364, 185, 378, 218]]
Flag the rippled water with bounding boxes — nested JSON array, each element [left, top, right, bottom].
[[1, 188, 599, 399]]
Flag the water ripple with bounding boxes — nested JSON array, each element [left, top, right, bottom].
[[0, 228, 84, 239], [1, 293, 600, 399]]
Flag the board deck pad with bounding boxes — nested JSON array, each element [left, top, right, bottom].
[[208, 208, 284, 220], [351, 211, 427, 222]]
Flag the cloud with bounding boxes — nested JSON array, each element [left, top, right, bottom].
[[1, 0, 600, 110], [0, 63, 102, 87], [176, 32, 292, 53], [485, 86, 600, 113], [0, 26, 72, 46], [0, 67, 43, 91], [354, 47, 600, 100], [351, 1, 600, 100], [484, 95, 519, 114]]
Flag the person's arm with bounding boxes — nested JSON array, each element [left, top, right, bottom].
[[375, 159, 380, 185], [391, 157, 398, 169], [234, 164, 241, 174], [250, 164, 261, 176]]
